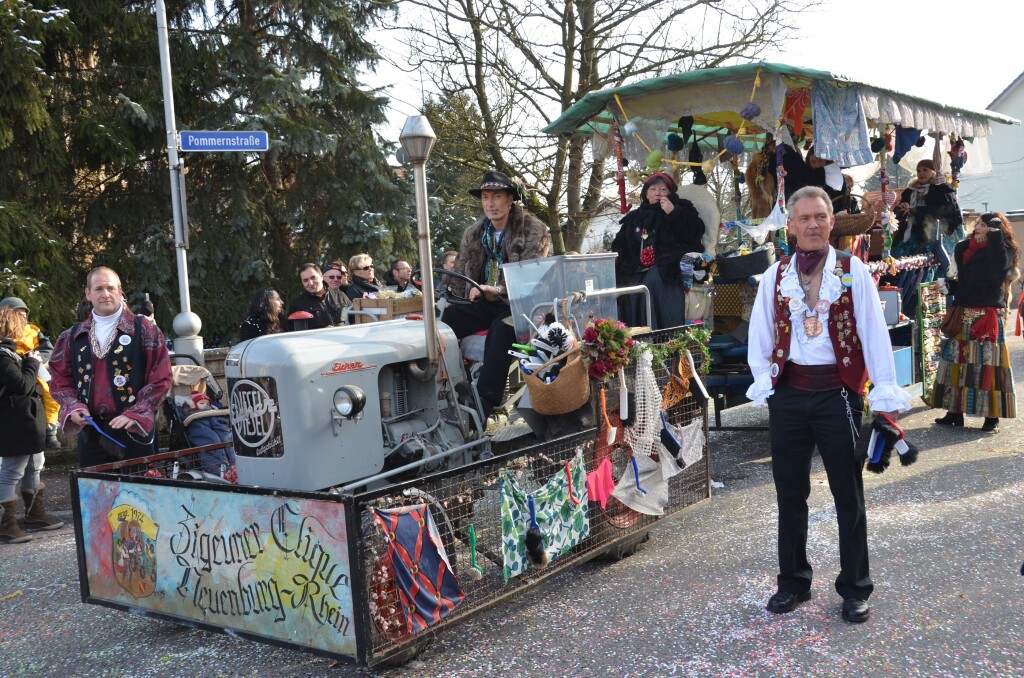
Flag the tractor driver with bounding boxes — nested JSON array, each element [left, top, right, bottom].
[[441, 170, 550, 417]]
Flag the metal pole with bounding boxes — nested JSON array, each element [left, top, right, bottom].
[[156, 0, 203, 364], [412, 161, 438, 372]]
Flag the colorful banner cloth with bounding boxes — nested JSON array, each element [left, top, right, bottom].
[[373, 504, 465, 635], [500, 450, 589, 581], [812, 81, 874, 167]]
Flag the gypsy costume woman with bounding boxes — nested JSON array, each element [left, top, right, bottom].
[[611, 173, 705, 330]]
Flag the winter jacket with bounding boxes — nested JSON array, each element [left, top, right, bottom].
[[0, 337, 45, 457], [238, 314, 282, 341], [286, 288, 350, 330], [893, 182, 963, 256], [612, 195, 705, 287], [451, 203, 550, 296], [346, 275, 384, 299], [950, 230, 1014, 308]]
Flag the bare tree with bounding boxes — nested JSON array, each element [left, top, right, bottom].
[[395, 0, 811, 253]]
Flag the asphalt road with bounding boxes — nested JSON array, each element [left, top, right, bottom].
[[3, 336, 1022, 677]]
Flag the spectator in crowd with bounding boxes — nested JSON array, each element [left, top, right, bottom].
[[49, 267, 173, 467], [0, 306, 65, 543], [136, 296, 155, 322], [435, 250, 458, 296], [385, 260, 418, 293], [932, 212, 1019, 432], [239, 287, 285, 340], [76, 299, 93, 323], [347, 253, 384, 298], [0, 297, 60, 448], [322, 262, 350, 296], [286, 263, 350, 330]]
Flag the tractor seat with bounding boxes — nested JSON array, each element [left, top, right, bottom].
[[460, 329, 489, 363]]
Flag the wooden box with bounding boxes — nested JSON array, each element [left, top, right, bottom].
[[351, 296, 425, 323]]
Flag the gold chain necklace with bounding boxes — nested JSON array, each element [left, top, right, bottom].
[[89, 319, 119, 359], [797, 270, 823, 338]]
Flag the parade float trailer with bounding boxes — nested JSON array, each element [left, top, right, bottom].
[[71, 261, 712, 667]]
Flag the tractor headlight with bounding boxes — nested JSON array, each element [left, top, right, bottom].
[[333, 386, 366, 419]]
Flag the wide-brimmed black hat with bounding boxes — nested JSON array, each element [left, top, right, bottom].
[[468, 170, 521, 201]]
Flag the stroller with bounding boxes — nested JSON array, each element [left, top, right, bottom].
[[163, 362, 236, 476]]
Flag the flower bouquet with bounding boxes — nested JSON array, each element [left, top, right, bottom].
[[582, 317, 634, 382]]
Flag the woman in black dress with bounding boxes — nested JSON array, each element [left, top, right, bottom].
[[611, 173, 706, 329]]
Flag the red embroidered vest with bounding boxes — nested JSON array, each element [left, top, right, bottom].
[[769, 255, 869, 396]]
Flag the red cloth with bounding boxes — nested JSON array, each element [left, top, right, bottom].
[[969, 307, 999, 342], [961, 237, 988, 267]]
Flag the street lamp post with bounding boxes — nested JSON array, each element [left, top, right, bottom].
[[156, 0, 203, 365], [399, 116, 438, 371]]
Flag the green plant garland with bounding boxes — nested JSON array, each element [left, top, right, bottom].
[[631, 325, 712, 374]]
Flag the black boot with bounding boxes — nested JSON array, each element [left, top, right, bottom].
[[934, 412, 964, 427], [21, 486, 64, 531], [46, 423, 61, 449], [0, 499, 33, 543], [982, 417, 1000, 432]]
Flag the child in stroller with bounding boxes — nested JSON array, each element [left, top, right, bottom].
[[163, 363, 235, 476]]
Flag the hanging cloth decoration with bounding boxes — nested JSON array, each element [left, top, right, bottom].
[[613, 123, 628, 214], [373, 504, 465, 635], [659, 415, 705, 468], [610, 451, 669, 516], [783, 88, 812, 137], [811, 81, 874, 167], [624, 347, 662, 458], [499, 449, 590, 582]]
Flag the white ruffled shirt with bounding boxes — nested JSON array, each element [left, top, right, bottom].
[[745, 247, 911, 413]]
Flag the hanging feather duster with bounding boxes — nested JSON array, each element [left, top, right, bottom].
[[525, 495, 548, 567]]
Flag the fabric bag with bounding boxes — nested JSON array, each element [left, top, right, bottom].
[[939, 304, 963, 338], [523, 346, 590, 415]]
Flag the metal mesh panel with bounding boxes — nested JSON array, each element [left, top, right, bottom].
[[353, 328, 710, 666]]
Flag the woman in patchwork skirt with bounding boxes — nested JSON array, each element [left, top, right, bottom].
[[932, 212, 1020, 432]]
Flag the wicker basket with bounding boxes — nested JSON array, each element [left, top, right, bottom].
[[832, 204, 876, 238], [523, 347, 591, 416]]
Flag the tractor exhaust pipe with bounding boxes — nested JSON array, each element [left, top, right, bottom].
[[400, 116, 439, 382]]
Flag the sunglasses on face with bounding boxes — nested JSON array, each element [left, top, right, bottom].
[[325, 274, 342, 280], [359, 265, 374, 271]]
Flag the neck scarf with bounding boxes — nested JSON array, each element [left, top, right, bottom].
[[962, 235, 988, 266], [795, 245, 828, 275], [481, 219, 506, 286], [907, 182, 930, 211]]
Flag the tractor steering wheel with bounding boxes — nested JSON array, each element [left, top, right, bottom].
[[435, 269, 493, 305]]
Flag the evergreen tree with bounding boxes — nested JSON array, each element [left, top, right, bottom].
[[4, 0, 407, 343]]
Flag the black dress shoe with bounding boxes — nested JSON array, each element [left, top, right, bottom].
[[841, 598, 870, 623], [766, 589, 811, 614], [982, 417, 1000, 432], [934, 412, 964, 427]]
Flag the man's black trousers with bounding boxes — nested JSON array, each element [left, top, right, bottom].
[[767, 382, 873, 601]]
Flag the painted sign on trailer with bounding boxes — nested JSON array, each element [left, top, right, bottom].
[[76, 478, 356, 658]]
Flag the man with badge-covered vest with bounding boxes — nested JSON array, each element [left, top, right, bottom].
[[746, 186, 911, 624], [49, 267, 172, 467]]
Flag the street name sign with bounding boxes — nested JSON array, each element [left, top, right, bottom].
[[179, 130, 269, 152]]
